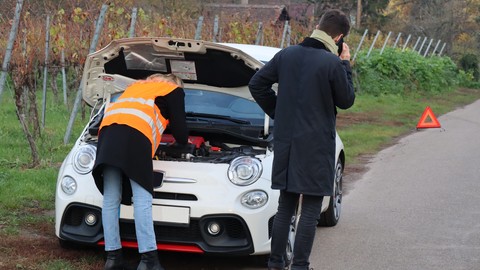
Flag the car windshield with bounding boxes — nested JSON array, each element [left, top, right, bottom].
[[110, 88, 268, 125], [184, 88, 266, 125]]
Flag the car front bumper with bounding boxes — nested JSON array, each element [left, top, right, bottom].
[[56, 149, 276, 255], [57, 201, 275, 255]]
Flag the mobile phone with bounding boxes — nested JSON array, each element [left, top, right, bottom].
[[336, 37, 344, 56]]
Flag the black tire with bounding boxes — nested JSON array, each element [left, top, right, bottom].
[[284, 197, 302, 268], [318, 161, 343, 227], [284, 237, 293, 267]]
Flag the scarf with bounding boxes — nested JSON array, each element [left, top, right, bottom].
[[309, 29, 338, 54]]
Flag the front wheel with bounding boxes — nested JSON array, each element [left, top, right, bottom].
[[285, 196, 302, 268], [318, 161, 343, 227]]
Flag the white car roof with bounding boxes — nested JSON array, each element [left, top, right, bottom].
[[219, 43, 281, 63]]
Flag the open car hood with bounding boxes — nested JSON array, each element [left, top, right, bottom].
[[81, 37, 264, 107]]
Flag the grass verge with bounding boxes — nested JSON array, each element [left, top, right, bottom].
[[337, 88, 480, 166]]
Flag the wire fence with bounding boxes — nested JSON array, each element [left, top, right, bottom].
[[352, 29, 446, 61]]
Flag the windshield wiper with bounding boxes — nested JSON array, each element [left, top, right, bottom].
[[186, 112, 251, 124]]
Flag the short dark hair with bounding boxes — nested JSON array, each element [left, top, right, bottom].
[[318, 9, 351, 37]]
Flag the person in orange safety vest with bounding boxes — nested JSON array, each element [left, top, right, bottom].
[[93, 73, 189, 270]]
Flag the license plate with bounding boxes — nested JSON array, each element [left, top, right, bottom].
[[120, 205, 190, 225], [152, 205, 190, 225]]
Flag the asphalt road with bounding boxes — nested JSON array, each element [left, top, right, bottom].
[[311, 99, 480, 270], [155, 99, 480, 270]]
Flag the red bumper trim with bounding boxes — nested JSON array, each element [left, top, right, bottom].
[[97, 241, 204, 254]]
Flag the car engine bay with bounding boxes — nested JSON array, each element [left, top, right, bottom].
[[155, 133, 267, 163], [84, 111, 270, 164]]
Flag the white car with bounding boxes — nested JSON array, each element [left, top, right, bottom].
[[55, 38, 345, 259]]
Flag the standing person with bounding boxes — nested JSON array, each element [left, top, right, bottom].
[[92, 73, 189, 270], [248, 9, 355, 270]]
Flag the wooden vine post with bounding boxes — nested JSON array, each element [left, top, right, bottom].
[[0, 0, 24, 103], [64, 4, 108, 144], [41, 15, 51, 128]]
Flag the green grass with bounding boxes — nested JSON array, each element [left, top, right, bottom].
[[338, 124, 406, 159], [337, 88, 480, 165], [0, 82, 87, 233], [0, 168, 58, 209], [38, 260, 76, 270]]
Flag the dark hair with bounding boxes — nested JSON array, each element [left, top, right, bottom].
[[318, 9, 350, 37]]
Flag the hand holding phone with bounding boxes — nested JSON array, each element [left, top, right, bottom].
[[336, 37, 344, 56], [338, 41, 351, 61]]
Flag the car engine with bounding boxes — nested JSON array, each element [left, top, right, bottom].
[[155, 134, 265, 163], [84, 111, 267, 164]]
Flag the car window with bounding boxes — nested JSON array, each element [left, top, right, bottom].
[[184, 88, 266, 123], [108, 88, 270, 125]]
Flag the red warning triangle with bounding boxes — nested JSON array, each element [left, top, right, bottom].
[[416, 106, 441, 129]]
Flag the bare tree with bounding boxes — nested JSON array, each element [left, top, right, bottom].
[[12, 73, 40, 167], [7, 2, 45, 167]]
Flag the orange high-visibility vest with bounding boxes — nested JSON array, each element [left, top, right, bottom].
[[99, 81, 178, 157]]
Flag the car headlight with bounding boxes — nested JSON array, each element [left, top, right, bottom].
[[227, 156, 262, 186], [72, 144, 96, 175], [61, 176, 77, 195], [241, 190, 268, 209]]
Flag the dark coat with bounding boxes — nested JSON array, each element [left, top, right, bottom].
[[248, 38, 355, 196], [92, 87, 188, 205]]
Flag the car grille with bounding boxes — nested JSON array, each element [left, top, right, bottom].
[[224, 218, 247, 239], [153, 191, 197, 201], [120, 219, 202, 241], [119, 215, 254, 254], [119, 218, 250, 242], [63, 206, 84, 226]]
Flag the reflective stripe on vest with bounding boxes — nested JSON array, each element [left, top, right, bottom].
[[103, 107, 164, 148], [99, 81, 178, 157]]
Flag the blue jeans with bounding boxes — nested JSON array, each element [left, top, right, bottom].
[[268, 191, 323, 270], [102, 165, 157, 253]]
